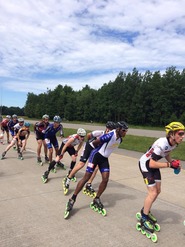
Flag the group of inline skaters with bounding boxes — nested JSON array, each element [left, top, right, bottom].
[[1, 113, 184, 242], [0, 115, 31, 159]]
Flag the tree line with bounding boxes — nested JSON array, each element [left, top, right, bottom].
[[22, 66, 185, 126]]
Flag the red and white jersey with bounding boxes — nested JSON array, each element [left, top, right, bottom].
[[89, 130, 105, 148], [62, 134, 83, 147], [139, 137, 177, 172]]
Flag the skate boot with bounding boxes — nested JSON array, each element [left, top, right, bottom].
[[56, 161, 66, 170], [62, 176, 71, 195], [90, 197, 106, 216], [136, 216, 157, 243], [1, 151, 6, 159], [67, 169, 76, 182], [64, 198, 75, 219], [41, 171, 49, 183], [136, 209, 160, 232], [37, 157, 43, 166], [45, 155, 49, 163], [83, 183, 96, 198], [18, 152, 24, 160]]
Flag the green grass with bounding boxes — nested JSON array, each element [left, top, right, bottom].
[[29, 124, 185, 161]]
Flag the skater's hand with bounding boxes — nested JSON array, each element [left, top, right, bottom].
[[170, 160, 180, 169]]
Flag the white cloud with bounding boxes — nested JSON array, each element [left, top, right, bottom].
[[0, 0, 185, 105]]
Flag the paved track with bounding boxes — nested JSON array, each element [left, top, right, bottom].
[[0, 126, 185, 247]]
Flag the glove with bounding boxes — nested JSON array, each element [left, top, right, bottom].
[[170, 160, 180, 169]]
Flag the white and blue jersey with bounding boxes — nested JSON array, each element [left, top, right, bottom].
[[87, 129, 122, 173], [44, 123, 63, 149], [44, 123, 63, 138]]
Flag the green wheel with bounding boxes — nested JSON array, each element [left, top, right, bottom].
[[146, 232, 151, 239], [136, 212, 141, 220], [136, 222, 141, 231], [94, 206, 98, 212], [151, 233, 158, 243], [83, 188, 86, 194], [64, 210, 69, 219], [90, 202, 94, 209], [141, 228, 146, 235], [93, 192, 96, 198], [63, 188, 68, 195], [154, 223, 160, 232], [101, 208, 107, 216]]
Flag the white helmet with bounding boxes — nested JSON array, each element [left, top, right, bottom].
[[77, 128, 86, 137]]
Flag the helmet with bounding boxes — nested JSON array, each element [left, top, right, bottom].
[[53, 115, 61, 123], [165, 122, 185, 134], [77, 128, 86, 136], [42, 114, 49, 119], [18, 118, 24, 122], [6, 115, 11, 119], [116, 121, 129, 130], [24, 122, 30, 127], [106, 121, 116, 129], [12, 114, 17, 118]]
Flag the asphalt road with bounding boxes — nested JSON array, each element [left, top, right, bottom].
[[0, 125, 185, 247]]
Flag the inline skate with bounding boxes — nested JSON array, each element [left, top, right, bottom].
[[45, 155, 49, 163], [83, 183, 96, 198], [64, 198, 75, 219], [56, 161, 66, 170], [136, 210, 160, 232], [136, 216, 157, 243], [18, 152, 24, 160], [41, 171, 49, 183], [37, 157, 43, 166], [67, 169, 76, 182], [62, 176, 70, 195], [90, 198, 106, 216], [1, 151, 6, 160]]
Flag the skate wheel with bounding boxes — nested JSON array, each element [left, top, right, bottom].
[[41, 176, 48, 184], [64, 210, 69, 219], [93, 192, 96, 198], [101, 208, 107, 216], [136, 212, 141, 221], [146, 232, 151, 239], [90, 202, 94, 209], [63, 188, 68, 195], [141, 228, 146, 235], [154, 223, 160, 232], [136, 222, 141, 231], [151, 233, 157, 243], [83, 188, 86, 194]]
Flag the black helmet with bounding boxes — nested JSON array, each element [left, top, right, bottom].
[[106, 121, 116, 130], [116, 121, 128, 130]]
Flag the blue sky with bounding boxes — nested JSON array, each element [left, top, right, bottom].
[[0, 0, 185, 108]]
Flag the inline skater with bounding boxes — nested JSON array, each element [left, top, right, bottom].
[[43, 115, 64, 165], [64, 121, 128, 218], [34, 114, 50, 165], [63, 121, 116, 195], [41, 128, 86, 183], [8, 114, 18, 148], [0, 115, 11, 144], [137, 122, 184, 235], [16, 122, 30, 159], [1, 118, 24, 159]]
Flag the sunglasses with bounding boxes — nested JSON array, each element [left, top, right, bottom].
[[177, 131, 185, 136], [120, 129, 128, 132], [79, 135, 85, 138]]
